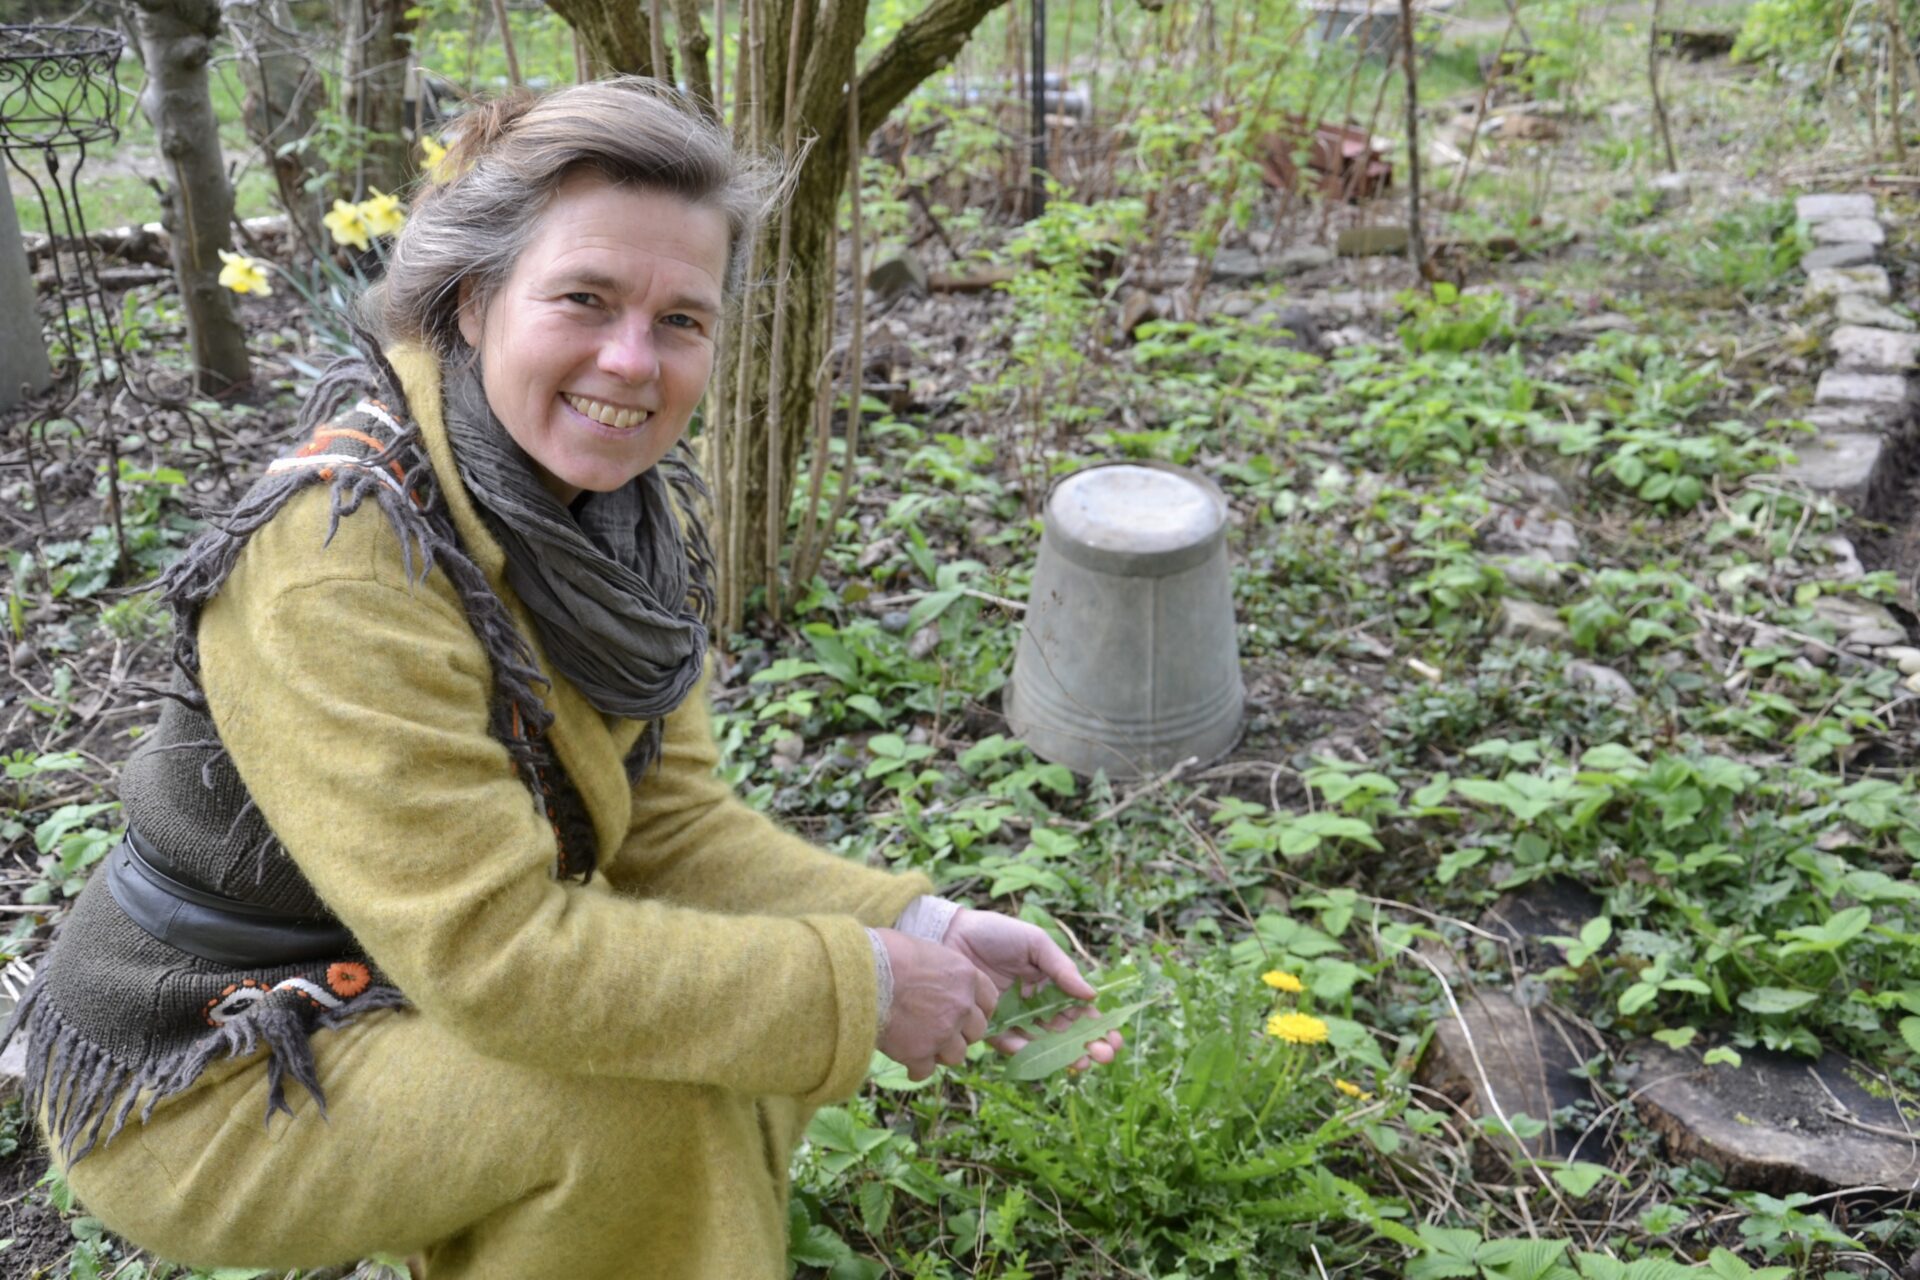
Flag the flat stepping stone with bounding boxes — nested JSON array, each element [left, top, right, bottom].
[[1810, 218, 1885, 246], [1796, 193, 1877, 221], [1806, 265, 1891, 302], [1780, 431, 1886, 508], [1835, 294, 1916, 331], [1816, 369, 1913, 407], [1636, 1044, 1920, 1193], [1831, 325, 1920, 372], [1804, 242, 1877, 271]]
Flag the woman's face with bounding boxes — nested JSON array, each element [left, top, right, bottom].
[[458, 174, 731, 503]]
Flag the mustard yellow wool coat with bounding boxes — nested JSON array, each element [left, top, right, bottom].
[[59, 346, 932, 1278]]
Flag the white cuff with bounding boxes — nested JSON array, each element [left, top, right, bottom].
[[867, 927, 893, 1040], [894, 895, 963, 943]]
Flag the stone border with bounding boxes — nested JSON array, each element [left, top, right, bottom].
[[1782, 193, 1917, 514]]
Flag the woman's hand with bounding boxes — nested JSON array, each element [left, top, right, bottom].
[[942, 908, 1124, 1073], [875, 928, 999, 1081]]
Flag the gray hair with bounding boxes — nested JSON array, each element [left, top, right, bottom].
[[378, 77, 773, 354]]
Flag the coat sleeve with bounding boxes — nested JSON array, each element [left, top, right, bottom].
[[604, 685, 933, 927], [196, 497, 877, 1104]]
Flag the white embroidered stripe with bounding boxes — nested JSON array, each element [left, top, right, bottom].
[[354, 397, 403, 435], [265, 455, 410, 499]]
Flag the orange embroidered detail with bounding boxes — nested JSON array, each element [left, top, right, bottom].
[[326, 961, 372, 998]]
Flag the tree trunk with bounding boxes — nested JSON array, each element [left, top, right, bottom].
[[548, 0, 668, 78], [132, 0, 252, 393], [555, 0, 1013, 616], [340, 0, 418, 197], [229, 0, 330, 252]]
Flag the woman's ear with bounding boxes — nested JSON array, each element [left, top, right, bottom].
[[456, 278, 482, 348]]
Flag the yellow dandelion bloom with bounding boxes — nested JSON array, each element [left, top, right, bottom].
[[360, 189, 406, 238], [419, 134, 454, 184], [1266, 1012, 1329, 1045], [216, 249, 272, 297], [1262, 969, 1305, 994], [1334, 1078, 1372, 1100], [323, 198, 371, 252]]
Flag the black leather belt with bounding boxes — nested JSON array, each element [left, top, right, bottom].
[[105, 828, 355, 967]]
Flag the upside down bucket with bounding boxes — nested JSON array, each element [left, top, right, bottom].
[[1007, 462, 1245, 780]]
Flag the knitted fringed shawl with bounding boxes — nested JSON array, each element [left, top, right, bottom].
[[2, 343, 643, 1162]]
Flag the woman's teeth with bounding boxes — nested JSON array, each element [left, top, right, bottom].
[[564, 394, 649, 429]]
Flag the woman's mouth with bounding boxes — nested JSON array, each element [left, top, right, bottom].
[[563, 393, 651, 430]]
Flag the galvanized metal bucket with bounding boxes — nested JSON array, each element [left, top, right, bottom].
[[1007, 461, 1244, 780]]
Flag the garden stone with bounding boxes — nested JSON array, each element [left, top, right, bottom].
[[1486, 507, 1581, 564], [1275, 244, 1336, 275], [1567, 660, 1636, 703], [866, 251, 928, 303], [1797, 402, 1908, 434], [908, 623, 941, 660], [880, 609, 912, 633], [1802, 242, 1877, 271], [1815, 369, 1913, 409], [1849, 625, 1907, 648], [1510, 470, 1573, 512], [1805, 265, 1891, 302], [1830, 325, 1920, 372], [1834, 294, 1916, 331], [1821, 533, 1865, 579], [1780, 433, 1885, 509], [1211, 249, 1271, 283], [1489, 554, 1562, 594], [1249, 303, 1325, 354], [1809, 217, 1884, 246], [1219, 292, 1258, 318], [1635, 1044, 1920, 1192], [1497, 598, 1569, 646], [1811, 594, 1903, 643], [1879, 645, 1920, 675], [1420, 990, 1589, 1162], [1795, 193, 1876, 222]]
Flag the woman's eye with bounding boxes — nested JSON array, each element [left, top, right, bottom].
[[564, 292, 598, 307], [660, 313, 703, 332]]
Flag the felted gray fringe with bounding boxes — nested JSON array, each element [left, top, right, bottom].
[[6, 974, 408, 1163]]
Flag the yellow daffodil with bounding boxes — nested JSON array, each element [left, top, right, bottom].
[[419, 134, 454, 184], [1261, 969, 1305, 994], [216, 249, 272, 297], [1266, 1012, 1329, 1045], [360, 189, 407, 238], [324, 198, 372, 252], [1334, 1078, 1372, 1100]]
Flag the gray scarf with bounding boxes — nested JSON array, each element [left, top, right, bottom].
[[441, 358, 713, 767]]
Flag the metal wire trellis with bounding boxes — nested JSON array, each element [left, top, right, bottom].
[[0, 23, 229, 560]]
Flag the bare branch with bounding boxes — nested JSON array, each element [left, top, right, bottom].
[[855, 0, 1014, 131]]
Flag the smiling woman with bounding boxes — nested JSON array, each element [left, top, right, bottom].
[[1, 77, 1120, 1280]]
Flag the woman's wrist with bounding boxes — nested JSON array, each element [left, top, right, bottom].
[[893, 895, 963, 944]]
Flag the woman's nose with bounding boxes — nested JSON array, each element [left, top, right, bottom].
[[598, 316, 660, 383]]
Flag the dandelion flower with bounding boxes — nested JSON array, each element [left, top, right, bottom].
[[360, 189, 406, 238], [324, 198, 372, 252], [419, 134, 453, 183], [216, 249, 272, 297], [1266, 1012, 1329, 1045], [1334, 1078, 1372, 1100], [1262, 969, 1305, 993]]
